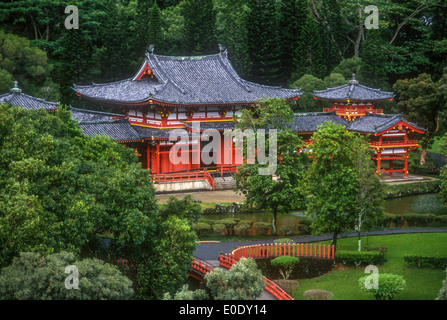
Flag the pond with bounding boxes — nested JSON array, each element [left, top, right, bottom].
[[383, 193, 446, 215], [202, 193, 447, 228]]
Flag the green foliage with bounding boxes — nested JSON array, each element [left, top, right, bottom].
[[234, 99, 307, 234], [193, 222, 212, 236], [359, 273, 406, 300], [403, 254, 447, 269], [204, 257, 265, 300], [437, 269, 447, 300], [163, 284, 209, 300], [253, 222, 272, 236], [0, 251, 133, 300], [336, 250, 382, 268], [160, 195, 203, 225], [380, 213, 447, 228], [271, 256, 300, 280], [0, 30, 53, 97]]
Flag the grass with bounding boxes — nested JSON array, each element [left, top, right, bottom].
[[292, 233, 447, 300]]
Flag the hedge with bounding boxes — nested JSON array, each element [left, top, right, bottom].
[[384, 180, 441, 199], [381, 213, 447, 228], [403, 254, 447, 269], [336, 250, 382, 268]]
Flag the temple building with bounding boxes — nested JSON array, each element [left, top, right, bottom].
[[293, 75, 425, 177], [1, 49, 426, 190], [72, 48, 302, 189]]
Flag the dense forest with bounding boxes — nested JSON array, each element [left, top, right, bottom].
[[0, 0, 446, 113]]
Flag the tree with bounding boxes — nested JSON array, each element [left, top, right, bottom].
[[351, 135, 385, 251], [182, 0, 217, 55], [393, 73, 443, 165], [234, 99, 307, 234], [0, 30, 54, 97], [271, 256, 299, 280], [245, 0, 282, 85], [289, 74, 327, 112], [204, 258, 265, 300], [159, 194, 203, 225], [293, 13, 327, 81], [305, 122, 359, 250], [358, 29, 390, 91], [0, 251, 134, 300], [148, 2, 162, 51], [359, 273, 406, 300]]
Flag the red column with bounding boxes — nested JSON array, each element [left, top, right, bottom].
[[156, 143, 160, 174], [146, 144, 151, 171], [404, 150, 409, 177]]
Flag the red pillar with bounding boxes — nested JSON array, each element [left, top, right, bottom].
[[156, 142, 160, 174], [146, 144, 151, 172], [404, 150, 409, 178]]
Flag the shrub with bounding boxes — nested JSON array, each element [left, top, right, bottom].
[[193, 222, 212, 235], [297, 219, 312, 234], [359, 273, 406, 300], [336, 250, 382, 268], [219, 219, 238, 235], [365, 244, 388, 257], [234, 220, 253, 235], [254, 222, 272, 235], [212, 223, 226, 234], [403, 254, 447, 269], [381, 213, 447, 228], [274, 238, 295, 244], [278, 224, 298, 236], [274, 279, 299, 295], [437, 269, 447, 300], [271, 256, 300, 280], [303, 289, 334, 300]]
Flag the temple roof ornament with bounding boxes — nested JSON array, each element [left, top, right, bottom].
[[313, 75, 394, 103]]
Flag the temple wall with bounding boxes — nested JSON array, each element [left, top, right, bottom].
[[154, 180, 213, 193]]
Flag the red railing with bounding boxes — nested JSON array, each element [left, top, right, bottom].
[[151, 170, 215, 190], [370, 140, 419, 148], [229, 242, 335, 261], [191, 258, 215, 275]]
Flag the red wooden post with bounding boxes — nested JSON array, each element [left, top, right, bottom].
[[319, 245, 321, 258], [323, 245, 326, 259], [310, 244, 312, 257], [288, 243, 291, 256], [275, 243, 278, 257], [332, 245, 335, 259], [305, 244, 308, 257]]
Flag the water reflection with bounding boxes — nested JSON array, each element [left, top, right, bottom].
[[383, 193, 447, 215]]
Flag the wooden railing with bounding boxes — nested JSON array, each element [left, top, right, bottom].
[[191, 258, 215, 275], [229, 242, 335, 261], [151, 169, 215, 190]]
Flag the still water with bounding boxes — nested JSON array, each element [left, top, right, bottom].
[[203, 193, 446, 227]]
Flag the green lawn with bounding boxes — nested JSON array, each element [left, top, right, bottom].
[[292, 233, 447, 300]]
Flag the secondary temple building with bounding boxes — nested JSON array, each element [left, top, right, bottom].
[[1, 48, 426, 191]]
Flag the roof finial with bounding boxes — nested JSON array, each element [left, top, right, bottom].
[[218, 43, 226, 53], [147, 44, 155, 54], [349, 73, 359, 85], [10, 81, 22, 93]]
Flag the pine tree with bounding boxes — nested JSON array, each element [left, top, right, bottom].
[[358, 29, 390, 91], [148, 2, 162, 51], [293, 13, 327, 81], [278, 0, 308, 84], [245, 0, 282, 85], [182, 0, 217, 55]]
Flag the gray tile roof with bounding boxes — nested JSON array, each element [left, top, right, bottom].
[[0, 92, 59, 111], [346, 113, 426, 134], [69, 107, 125, 122], [79, 119, 142, 142], [291, 112, 425, 134], [291, 112, 348, 133], [313, 77, 394, 102], [73, 51, 301, 105], [184, 120, 237, 131]]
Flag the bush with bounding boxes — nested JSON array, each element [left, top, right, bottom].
[[193, 222, 212, 235], [336, 250, 382, 268], [212, 223, 226, 234], [219, 219, 238, 235], [380, 213, 447, 228], [303, 289, 334, 300], [0, 252, 134, 300], [403, 254, 447, 269], [297, 219, 312, 234], [234, 220, 253, 235], [274, 238, 295, 244], [254, 222, 272, 235], [365, 244, 388, 257], [437, 269, 447, 300], [271, 256, 300, 280], [359, 273, 406, 300], [278, 224, 298, 236]]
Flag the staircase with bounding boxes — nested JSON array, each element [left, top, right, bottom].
[[213, 176, 236, 190]]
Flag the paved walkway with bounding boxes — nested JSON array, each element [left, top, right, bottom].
[[194, 228, 447, 261]]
